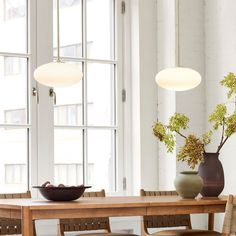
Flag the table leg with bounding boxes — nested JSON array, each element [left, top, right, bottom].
[[21, 206, 34, 236], [208, 213, 214, 230]]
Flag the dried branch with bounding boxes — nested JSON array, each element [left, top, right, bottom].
[[175, 131, 187, 139], [219, 117, 225, 148], [217, 136, 229, 153]]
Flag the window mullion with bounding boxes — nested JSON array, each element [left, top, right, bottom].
[[82, 0, 88, 185], [35, 0, 54, 189], [28, 0, 38, 194]]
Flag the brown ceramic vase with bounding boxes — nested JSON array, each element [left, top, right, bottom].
[[198, 152, 224, 197]]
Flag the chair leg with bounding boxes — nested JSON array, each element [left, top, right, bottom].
[[141, 220, 149, 236], [208, 213, 214, 230], [33, 221, 37, 236], [57, 223, 64, 236]]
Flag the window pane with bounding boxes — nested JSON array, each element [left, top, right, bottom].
[[0, 128, 27, 193], [87, 0, 114, 60], [54, 129, 83, 186], [87, 129, 115, 191], [54, 63, 83, 126], [53, 0, 82, 58], [0, 56, 27, 124], [87, 63, 115, 126], [0, 0, 27, 53]]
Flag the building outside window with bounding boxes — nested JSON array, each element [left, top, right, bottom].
[[5, 164, 26, 184], [4, 57, 23, 76], [4, 108, 26, 124], [54, 163, 94, 186], [4, 0, 26, 21]]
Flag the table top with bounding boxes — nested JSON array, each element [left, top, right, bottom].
[[0, 195, 228, 210]]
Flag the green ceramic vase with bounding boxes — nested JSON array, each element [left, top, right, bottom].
[[174, 171, 203, 199]]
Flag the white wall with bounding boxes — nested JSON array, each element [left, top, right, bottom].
[[156, 0, 207, 229], [130, 0, 158, 195], [157, 0, 177, 190], [176, 0, 207, 229], [156, 0, 206, 187], [176, 0, 205, 172], [156, 0, 236, 231], [205, 0, 236, 231]]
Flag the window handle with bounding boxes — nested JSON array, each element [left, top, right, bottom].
[[32, 87, 39, 104], [49, 88, 57, 105]]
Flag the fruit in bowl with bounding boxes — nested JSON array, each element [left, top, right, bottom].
[[33, 181, 91, 201], [58, 184, 65, 187]]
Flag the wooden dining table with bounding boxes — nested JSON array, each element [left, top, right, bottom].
[[0, 195, 227, 236]]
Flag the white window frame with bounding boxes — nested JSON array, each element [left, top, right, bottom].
[[35, 0, 127, 195], [0, 0, 38, 193], [34, 0, 54, 192], [0, 1, 35, 190]]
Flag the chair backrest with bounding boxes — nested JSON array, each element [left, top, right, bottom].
[[59, 189, 111, 236], [0, 191, 32, 235], [222, 195, 236, 235], [140, 189, 192, 234]]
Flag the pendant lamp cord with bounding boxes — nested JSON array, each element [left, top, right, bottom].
[[175, 0, 180, 67], [57, 0, 60, 62]]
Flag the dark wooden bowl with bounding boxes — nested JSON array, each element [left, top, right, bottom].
[[33, 186, 91, 201]]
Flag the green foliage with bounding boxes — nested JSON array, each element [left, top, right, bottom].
[[153, 122, 166, 141], [220, 72, 236, 99], [202, 130, 213, 145], [153, 72, 236, 168], [153, 113, 190, 153], [208, 104, 227, 130], [153, 122, 175, 152], [169, 113, 189, 132], [177, 135, 204, 169], [225, 112, 236, 136]]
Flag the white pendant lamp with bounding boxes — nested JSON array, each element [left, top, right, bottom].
[[155, 0, 201, 91], [34, 0, 83, 87], [155, 67, 201, 91]]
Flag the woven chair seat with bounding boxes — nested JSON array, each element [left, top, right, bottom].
[[0, 191, 36, 236], [140, 190, 223, 236], [140, 190, 194, 236], [152, 229, 221, 236], [140, 193, 236, 236], [59, 190, 137, 236]]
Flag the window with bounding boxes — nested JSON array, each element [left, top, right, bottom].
[[4, 108, 26, 124], [54, 163, 94, 186], [60, 0, 80, 8], [0, 0, 30, 193], [54, 103, 94, 126], [54, 104, 81, 126], [0, 0, 27, 53], [4, 57, 23, 76], [53, 0, 119, 192], [53, 44, 82, 58], [53, 42, 92, 58], [5, 164, 26, 184], [0, 0, 123, 195]]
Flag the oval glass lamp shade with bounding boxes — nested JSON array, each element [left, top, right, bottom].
[[34, 62, 83, 87], [155, 67, 201, 91]]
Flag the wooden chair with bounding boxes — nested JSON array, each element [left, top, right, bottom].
[[0, 191, 36, 235], [221, 194, 236, 235], [58, 189, 138, 236], [140, 189, 220, 236]]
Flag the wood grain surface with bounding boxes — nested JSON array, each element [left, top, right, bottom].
[[0, 195, 228, 236]]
